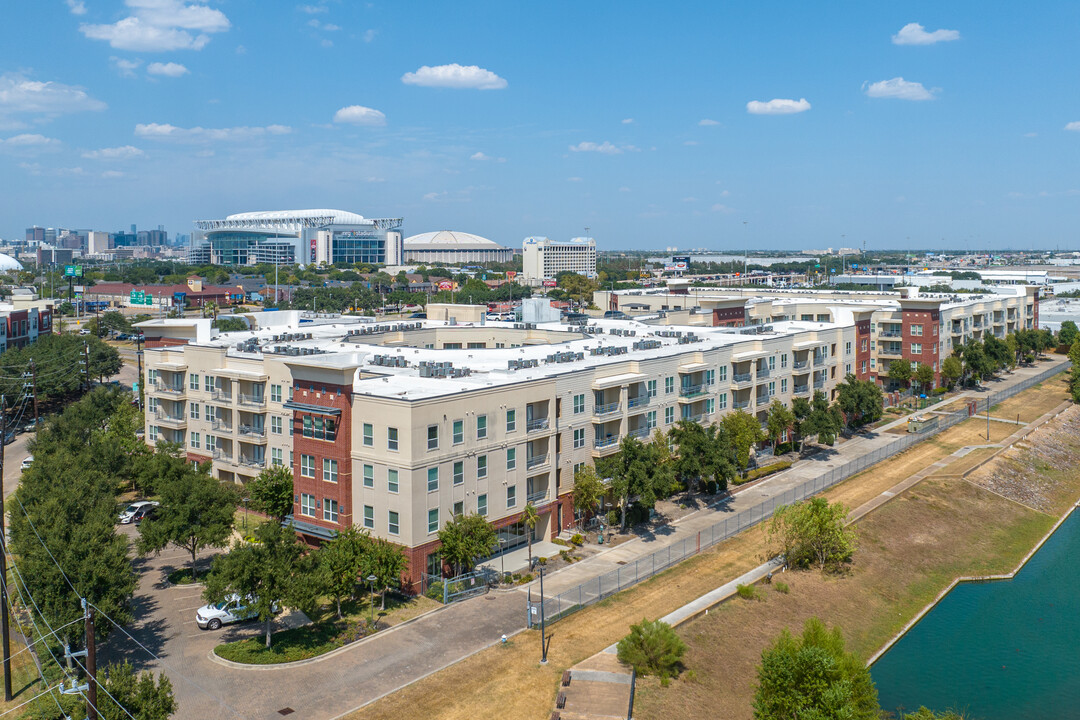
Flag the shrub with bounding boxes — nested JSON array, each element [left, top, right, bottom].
[[552, 537, 570, 547], [570, 533, 585, 546], [559, 549, 572, 563], [735, 461, 793, 485], [616, 618, 687, 679], [424, 581, 445, 602], [606, 510, 620, 526], [517, 573, 534, 584], [773, 581, 790, 594], [736, 583, 759, 600], [932, 387, 947, 396], [331, 617, 378, 645]]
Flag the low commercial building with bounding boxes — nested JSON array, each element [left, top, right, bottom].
[[522, 236, 597, 282], [140, 306, 861, 590]]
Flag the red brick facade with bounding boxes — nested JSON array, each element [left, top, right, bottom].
[[854, 318, 872, 381], [712, 306, 745, 327], [901, 307, 942, 387], [290, 381, 354, 536]]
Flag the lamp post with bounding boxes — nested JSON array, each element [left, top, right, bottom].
[[539, 565, 548, 664], [242, 497, 249, 530], [367, 574, 378, 626], [498, 536, 507, 582]]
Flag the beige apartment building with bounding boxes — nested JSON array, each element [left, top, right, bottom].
[[140, 308, 862, 589]]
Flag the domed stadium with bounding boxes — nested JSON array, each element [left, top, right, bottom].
[[0, 253, 24, 272], [403, 231, 513, 264]]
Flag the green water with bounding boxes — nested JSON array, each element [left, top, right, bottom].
[[872, 510, 1080, 719]]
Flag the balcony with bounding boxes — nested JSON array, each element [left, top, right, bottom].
[[153, 410, 186, 427], [627, 426, 651, 439], [756, 367, 770, 379], [627, 395, 650, 409], [527, 489, 549, 505], [732, 372, 753, 385], [679, 383, 706, 399], [813, 379, 825, 389], [813, 355, 827, 367], [733, 398, 751, 410], [594, 402, 621, 416], [238, 394, 266, 408], [526, 453, 549, 470], [154, 381, 183, 395], [239, 424, 266, 438], [878, 347, 903, 357], [211, 449, 232, 462], [682, 413, 704, 423], [594, 435, 620, 449], [211, 389, 231, 402], [526, 417, 550, 433], [793, 360, 810, 371], [211, 418, 232, 432], [878, 330, 902, 338], [238, 456, 266, 469], [793, 384, 810, 395]]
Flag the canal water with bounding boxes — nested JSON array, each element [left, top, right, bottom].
[[872, 510, 1080, 719]]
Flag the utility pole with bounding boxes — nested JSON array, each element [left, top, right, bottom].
[[29, 360, 38, 426], [0, 395, 11, 702], [84, 600, 97, 720], [83, 342, 90, 390], [135, 332, 144, 411], [539, 564, 548, 664]]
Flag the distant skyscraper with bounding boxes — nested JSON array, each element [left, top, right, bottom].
[[130, 224, 137, 234], [25, 226, 45, 244]]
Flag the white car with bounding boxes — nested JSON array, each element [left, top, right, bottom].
[[118, 500, 156, 525], [196, 594, 277, 630], [20, 455, 33, 471]]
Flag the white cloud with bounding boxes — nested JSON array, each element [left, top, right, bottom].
[[698, 118, 720, 126], [683, 140, 698, 146], [134, 122, 291, 142], [711, 203, 735, 213], [746, 98, 811, 115], [80, 0, 231, 52], [66, 0, 87, 15], [1065, 122, 1080, 132], [622, 118, 634, 124], [566, 176, 583, 182], [82, 145, 146, 160], [307, 19, 340, 31], [682, 196, 697, 203], [1, 133, 61, 147], [235, 44, 247, 55], [470, 151, 505, 162], [864, 77, 936, 101], [401, 64, 507, 90], [362, 29, 377, 43], [892, 22, 960, 46], [297, 3, 327, 12], [619, 186, 631, 192], [147, 61, 189, 77], [569, 141, 626, 155], [110, 57, 143, 77], [0, 72, 106, 118], [101, 170, 125, 178], [332, 105, 386, 126], [1024, 132, 1038, 138]]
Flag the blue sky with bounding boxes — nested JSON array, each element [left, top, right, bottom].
[[1, 1, 1079, 251]]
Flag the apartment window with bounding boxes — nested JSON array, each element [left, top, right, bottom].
[[189, 403, 199, 420], [474, 454, 487, 478], [323, 459, 338, 483], [507, 448, 517, 470], [845, 341, 852, 355], [768, 356, 776, 371], [646, 410, 657, 429], [427, 467, 439, 492], [665, 406, 675, 424], [453, 501, 464, 517], [665, 376, 675, 394], [290, 450, 294, 466], [427, 425, 439, 450], [781, 378, 788, 394], [204, 376, 214, 392], [363, 505, 374, 529], [861, 339, 868, 352], [300, 493, 315, 517], [148, 425, 158, 442], [271, 416, 282, 435], [270, 384, 281, 403], [428, 508, 439, 534], [862, 361, 868, 374], [388, 469, 399, 493], [911, 324, 923, 337], [191, 432, 200, 449], [388, 427, 398, 451], [453, 461, 464, 485], [870, 358, 877, 369], [911, 343, 922, 355], [506, 409, 516, 432], [205, 403, 213, 419], [363, 464, 374, 488], [189, 373, 199, 390], [363, 423, 373, 447], [477, 494, 488, 517], [271, 447, 283, 466], [506, 485, 517, 508], [148, 369, 158, 385], [573, 428, 586, 449], [147, 397, 157, 413], [574, 462, 586, 477], [705, 368, 716, 385], [300, 454, 315, 478], [324, 499, 339, 523], [779, 354, 787, 369], [846, 363, 852, 375], [706, 398, 715, 415], [718, 392, 728, 410], [573, 394, 585, 414], [388, 511, 399, 535], [647, 380, 657, 397], [768, 381, 776, 397], [302, 416, 336, 441], [477, 415, 488, 439], [452, 420, 464, 445]]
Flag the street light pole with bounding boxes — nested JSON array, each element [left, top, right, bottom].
[[499, 537, 507, 581], [539, 565, 548, 664], [367, 574, 378, 626]]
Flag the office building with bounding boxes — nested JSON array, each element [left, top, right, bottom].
[[522, 236, 597, 282]]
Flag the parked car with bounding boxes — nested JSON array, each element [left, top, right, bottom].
[[20, 455, 33, 471], [119, 500, 157, 525], [132, 503, 158, 525], [195, 594, 278, 630]]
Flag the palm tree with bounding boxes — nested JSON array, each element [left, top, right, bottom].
[[203, 301, 219, 321], [523, 503, 540, 565]]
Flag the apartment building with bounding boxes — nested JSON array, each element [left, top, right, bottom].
[[595, 283, 1039, 389], [522, 236, 597, 282], [140, 308, 858, 590]]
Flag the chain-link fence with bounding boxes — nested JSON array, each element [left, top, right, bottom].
[[526, 362, 1069, 628]]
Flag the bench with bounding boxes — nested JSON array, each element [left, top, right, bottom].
[[556, 692, 566, 709], [561, 670, 572, 687]]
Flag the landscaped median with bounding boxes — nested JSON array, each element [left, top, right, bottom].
[[213, 594, 441, 665]]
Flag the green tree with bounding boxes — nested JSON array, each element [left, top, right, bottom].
[[572, 464, 606, 524], [799, 391, 842, 447], [888, 358, 913, 389], [213, 316, 248, 332], [834, 374, 884, 428], [316, 526, 370, 620], [1060, 320, 1079, 346], [522, 503, 540, 565], [608, 436, 655, 530], [248, 465, 295, 522], [721, 408, 766, 470], [137, 462, 237, 580], [765, 401, 795, 452], [205, 521, 315, 648], [1069, 339, 1080, 404], [914, 363, 935, 393], [767, 497, 856, 570], [436, 513, 497, 576], [791, 396, 813, 450], [941, 355, 962, 389], [903, 710, 968, 720], [959, 339, 993, 384], [97, 661, 177, 720], [616, 618, 687, 679], [363, 537, 409, 610], [753, 618, 879, 720]]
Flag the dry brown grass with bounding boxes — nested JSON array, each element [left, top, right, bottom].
[[634, 473, 1074, 720], [929, 446, 1000, 478], [990, 374, 1070, 423], [0, 637, 51, 716]]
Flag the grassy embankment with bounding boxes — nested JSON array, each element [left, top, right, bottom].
[[345, 372, 1072, 720]]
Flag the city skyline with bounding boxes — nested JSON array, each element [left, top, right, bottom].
[[2, 1, 1079, 251]]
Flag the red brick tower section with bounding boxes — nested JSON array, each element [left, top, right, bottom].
[[285, 364, 355, 543], [709, 298, 748, 328], [853, 310, 873, 381], [899, 299, 943, 388]]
